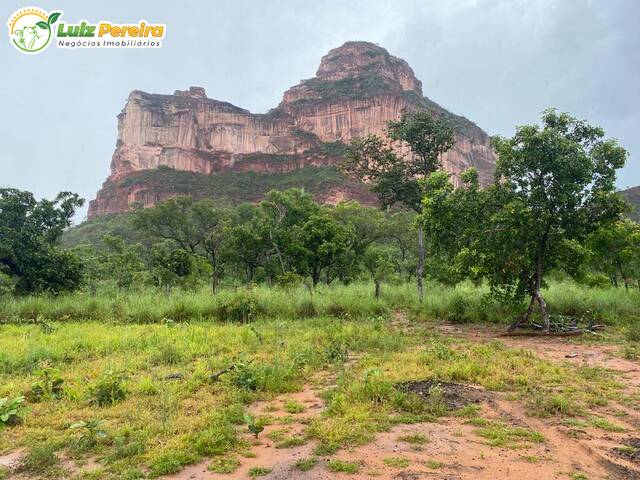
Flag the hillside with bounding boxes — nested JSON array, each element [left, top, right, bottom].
[[620, 185, 640, 222], [88, 41, 496, 218]]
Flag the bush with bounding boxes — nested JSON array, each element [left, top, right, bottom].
[[0, 395, 26, 426], [88, 372, 126, 406], [296, 300, 318, 318], [215, 291, 265, 322]]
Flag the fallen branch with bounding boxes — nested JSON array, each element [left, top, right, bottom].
[[209, 359, 254, 382]]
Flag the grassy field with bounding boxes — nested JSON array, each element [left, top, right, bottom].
[[1, 281, 639, 479], [1, 280, 639, 326]]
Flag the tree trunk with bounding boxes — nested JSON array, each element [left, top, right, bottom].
[[374, 279, 381, 300], [416, 224, 425, 303], [508, 230, 551, 332], [211, 274, 217, 295], [617, 259, 629, 292]]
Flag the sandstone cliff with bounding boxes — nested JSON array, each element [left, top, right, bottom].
[[89, 41, 496, 218]]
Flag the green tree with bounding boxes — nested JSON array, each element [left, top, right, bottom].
[[300, 212, 356, 286], [343, 111, 455, 300], [363, 244, 396, 299], [587, 220, 640, 290], [421, 110, 627, 331], [257, 189, 320, 279], [0, 188, 84, 294], [331, 201, 387, 282], [134, 197, 234, 294]]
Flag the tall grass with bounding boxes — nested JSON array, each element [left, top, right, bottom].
[[0, 281, 638, 326]]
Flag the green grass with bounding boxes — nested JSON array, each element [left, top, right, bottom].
[[208, 456, 240, 473], [294, 457, 318, 471], [468, 418, 544, 448], [425, 459, 443, 468], [0, 280, 635, 479], [327, 459, 360, 473], [383, 456, 410, 468], [283, 399, 305, 414], [589, 416, 626, 432], [248, 466, 272, 477], [2, 280, 638, 328]]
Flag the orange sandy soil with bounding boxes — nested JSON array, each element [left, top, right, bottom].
[[158, 324, 640, 480]]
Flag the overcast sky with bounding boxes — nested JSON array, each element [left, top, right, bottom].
[[1, 0, 638, 221]]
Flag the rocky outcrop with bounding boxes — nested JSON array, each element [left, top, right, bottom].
[[89, 41, 496, 218]]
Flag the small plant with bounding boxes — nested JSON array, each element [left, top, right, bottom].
[[294, 457, 318, 471], [70, 419, 108, 450], [88, 371, 126, 406], [470, 418, 544, 448], [383, 456, 410, 468], [248, 466, 272, 477], [626, 322, 640, 342], [25, 362, 64, 402], [590, 417, 626, 432], [327, 459, 360, 474], [208, 456, 240, 474], [569, 472, 589, 480], [244, 413, 265, 438], [276, 436, 307, 448], [17, 445, 61, 476], [283, 400, 305, 414], [296, 300, 318, 318], [425, 459, 443, 469], [0, 395, 26, 427]]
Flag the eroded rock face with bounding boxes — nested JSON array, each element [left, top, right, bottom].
[[89, 41, 496, 218]]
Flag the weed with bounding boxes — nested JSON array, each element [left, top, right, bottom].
[[70, 419, 108, 451], [17, 445, 63, 476], [294, 457, 318, 471], [383, 456, 410, 468], [208, 457, 240, 474], [589, 417, 626, 432], [283, 400, 305, 414], [276, 436, 307, 448], [470, 418, 544, 448], [88, 371, 126, 406], [569, 472, 589, 480], [0, 395, 25, 426], [248, 466, 272, 477], [25, 362, 64, 402], [327, 459, 360, 473], [425, 459, 443, 468], [244, 413, 265, 438]]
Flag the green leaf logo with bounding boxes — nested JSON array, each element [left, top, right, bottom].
[[36, 21, 48, 30], [48, 12, 61, 25]]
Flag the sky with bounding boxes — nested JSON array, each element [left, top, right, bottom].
[[1, 0, 638, 222]]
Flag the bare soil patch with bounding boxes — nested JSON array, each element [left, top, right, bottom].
[[396, 380, 492, 410]]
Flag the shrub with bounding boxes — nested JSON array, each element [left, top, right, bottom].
[[17, 445, 61, 476], [296, 299, 318, 318], [248, 466, 272, 477], [294, 457, 318, 471], [0, 395, 26, 427], [88, 372, 126, 406], [208, 456, 240, 474], [327, 459, 360, 474], [626, 322, 640, 342], [215, 291, 265, 322]]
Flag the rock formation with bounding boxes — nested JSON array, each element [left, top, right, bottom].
[[88, 41, 496, 218]]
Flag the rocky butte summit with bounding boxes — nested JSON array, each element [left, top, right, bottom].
[[88, 41, 497, 218]]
